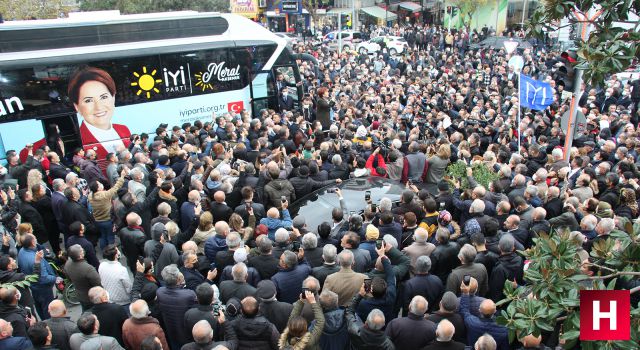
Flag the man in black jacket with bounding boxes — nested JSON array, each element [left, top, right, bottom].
[[230, 296, 279, 350], [345, 292, 395, 350], [118, 213, 147, 274], [248, 237, 280, 280], [385, 295, 436, 349], [0, 286, 33, 338], [62, 187, 97, 245], [255, 280, 293, 333], [209, 191, 233, 223], [183, 283, 222, 343], [17, 189, 47, 245], [430, 228, 461, 284], [312, 245, 339, 287], [43, 300, 78, 350], [289, 165, 339, 199], [87, 287, 128, 347], [489, 234, 523, 302]]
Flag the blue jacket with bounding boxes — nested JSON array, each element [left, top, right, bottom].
[[360, 240, 378, 261], [260, 209, 293, 241], [459, 294, 509, 350], [0, 336, 32, 350], [179, 201, 197, 232], [204, 234, 227, 262], [16, 248, 56, 291], [271, 260, 311, 304], [378, 222, 403, 244], [356, 257, 396, 324], [320, 308, 350, 350]]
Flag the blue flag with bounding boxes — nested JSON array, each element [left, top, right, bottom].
[[519, 73, 554, 111]]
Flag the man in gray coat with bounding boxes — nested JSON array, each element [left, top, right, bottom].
[[69, 313, 123, 350], [44, 300, 79, 350]]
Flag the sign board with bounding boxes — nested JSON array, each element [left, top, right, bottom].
[[508, 55, 524, 72], [561, 108, 587, 139], [282, 1, 299, 12], [231, 0, 259, 18]]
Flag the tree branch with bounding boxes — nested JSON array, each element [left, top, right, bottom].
[[585, 262, 617, 273], [589, 271, 640, 280]]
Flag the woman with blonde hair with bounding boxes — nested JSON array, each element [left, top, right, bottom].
[[426, 143, 451, 189], [27, 169, 48, 196], [16, 222, 33, 247], [191, 211, 214, 254], [229, 212, 255, 243]]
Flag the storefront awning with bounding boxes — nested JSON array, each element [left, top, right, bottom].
[[398, 2, 422, 12], [361, 6, 397, 21]]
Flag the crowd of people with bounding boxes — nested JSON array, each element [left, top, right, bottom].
[[0, 19, 639, 350]]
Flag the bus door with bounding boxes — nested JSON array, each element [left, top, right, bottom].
[[41, 113, 81, 162]]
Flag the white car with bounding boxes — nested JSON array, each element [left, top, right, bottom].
[[356, 36, 409, 55], [323, 30, 363, 51]]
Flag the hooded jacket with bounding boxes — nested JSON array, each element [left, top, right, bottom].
[[0, 302, 30, 337], [204, 234, 228, 262], [319, 308, 349, 350], [264, 178, 296, 210], [489, 252, 524, 301], [345, 295, 395, 350], [231, 315, 280, 350]]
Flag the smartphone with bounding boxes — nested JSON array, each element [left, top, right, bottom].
[[371, 203, 377, 212], [463, 275, 471, 286], [209, 262, 217, 270], [365, 191, 371, 201], [292, 241, 301, 251], [281, 196, 287, 204], [375, 239, 384, 249], [301, 287, 309, 299], [137, 256, 144, 264], [364, 278, 372, 293], [326, 188, 337, 193], [25, 306, 32, 319]]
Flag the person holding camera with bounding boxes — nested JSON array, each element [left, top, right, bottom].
[[278, 290, 325, 350]]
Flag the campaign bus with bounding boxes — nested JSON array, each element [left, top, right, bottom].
[[0, 11, 304, 163]]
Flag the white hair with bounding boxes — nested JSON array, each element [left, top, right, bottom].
[[379, 197, 393, 211], [470, 199, 485, 214]]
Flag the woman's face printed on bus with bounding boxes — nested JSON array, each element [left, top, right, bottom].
[[74, 80, 115, 130]]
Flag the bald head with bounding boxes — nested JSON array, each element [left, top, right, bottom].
[[214, 221, 229, 236], [520, 334, 542, 347], [182, 241, 198, 254], [126, 212, 141, 226], [267, 207, 279, 219], [214, 191, 225, 203], [479, 299, 497, 317], [130, 300, 149, 319], [513, 174, 525, 186], [436, 319, 455, 342], [0, 318, 12, 339], [192, 320, 213, 344], [48, 300, 67, 317], [188, 190, 201, 203]]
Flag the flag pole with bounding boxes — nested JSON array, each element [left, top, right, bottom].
[[517, 73, 522, 155]]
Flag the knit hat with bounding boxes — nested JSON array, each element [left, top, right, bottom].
[[256, 280, 277, 300], [140, 284, 158, 303], [596, 202, 614, 219], [255, 224, 268, 237], [366, 225, 380, 241], [151, 223, 167, 241], [437, 210, 452, 226], [292, 215, 306, 229], [233, 249, 248, 263]]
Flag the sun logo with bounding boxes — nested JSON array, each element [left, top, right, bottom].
[[131, 66, 162, 99], [194, 72, 214, 91]]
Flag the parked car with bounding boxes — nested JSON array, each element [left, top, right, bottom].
[[274, 32, 298, 48], [322, 30, 363, 52], [289, 177, 403, 231], [356, 36, 409, 55]]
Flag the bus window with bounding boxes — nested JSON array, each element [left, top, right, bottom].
[[274, 66, 299, 109]]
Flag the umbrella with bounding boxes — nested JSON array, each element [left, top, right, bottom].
[[469, 36, 534, 50]]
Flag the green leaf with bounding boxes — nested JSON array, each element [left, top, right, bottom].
[[560, 330, 580, 341]]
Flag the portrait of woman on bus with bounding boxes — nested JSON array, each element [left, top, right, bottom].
[[67, 67, 131, 159]]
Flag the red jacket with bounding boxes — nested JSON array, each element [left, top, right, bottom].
[[79, 122, 131, 160]]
